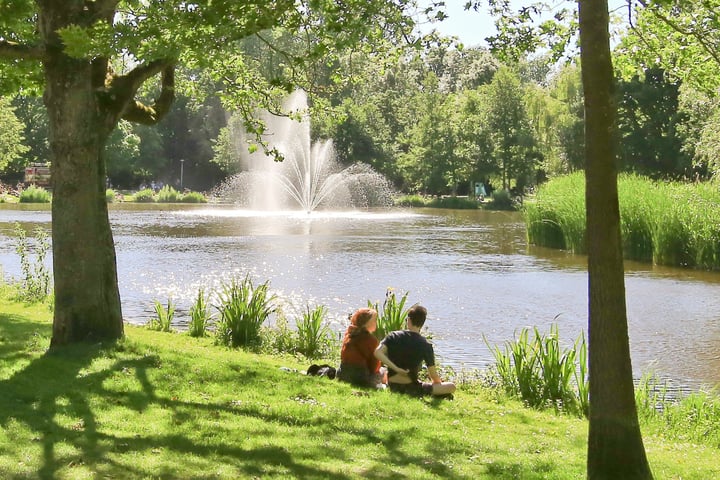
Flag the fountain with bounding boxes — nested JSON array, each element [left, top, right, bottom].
[[210, 91, 394, 211]]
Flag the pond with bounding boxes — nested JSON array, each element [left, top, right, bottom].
[[1, 203, 719, 391]]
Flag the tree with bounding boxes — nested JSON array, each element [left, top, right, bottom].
[[476, 0, 653, 476], [0, 96, 29, 177], [578, 0, 653, 477], [0, 0, 417, 345]]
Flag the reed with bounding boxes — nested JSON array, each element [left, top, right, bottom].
[[148, 299, 175, 332], [132, 188, 155, 203], [214, 275, 276, 348], [368, 289, 410, 340], [526, 173, 720, 269], [180, 191, 207, 203], [295, 305, 334, 359], [187, 288, 211, 337], [486, 323, 588, 417]]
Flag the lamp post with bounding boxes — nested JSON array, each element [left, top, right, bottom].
[[180, 159, 185, 191]]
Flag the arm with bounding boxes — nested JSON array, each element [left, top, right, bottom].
[[427, 366, 443, 384], [374, 343, 408, 374]]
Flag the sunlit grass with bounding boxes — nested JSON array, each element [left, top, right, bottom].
[[1, 298, 718, 479]]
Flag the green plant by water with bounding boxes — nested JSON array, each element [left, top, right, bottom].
[[368, 288, 410, 339], [148, 299, 175, 332], [485, 323, 589, 417], [214, 275, 276, 348], [13, 223, 52, 303]]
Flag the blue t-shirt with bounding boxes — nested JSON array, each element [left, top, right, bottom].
[[380, 330, 435, 380]]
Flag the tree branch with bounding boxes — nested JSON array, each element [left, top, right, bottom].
[[119, 65, 176, 125], [0, 39, 44, 60]]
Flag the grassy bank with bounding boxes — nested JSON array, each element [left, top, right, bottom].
[[1, 299, 718, 479], [524, 173, 720, 269]]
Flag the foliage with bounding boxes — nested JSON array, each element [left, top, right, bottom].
[[425, 196, 480, 210], [155, 185, 181, 203], [0, 97, 29, 175], [214, 275, 276, 348], [527, 173, 720, 269], [148, 299, 175, 333], [105, 189, 116, 203], [12, 223, 52, 303], [393, 194, 427, 207], [368, 289, 410, 340], [486, 189, 516, 211], [188, 288, 212, 338], [294, 305, 334, 359], [132, 188, 156, 203], [485, 323, 588, 417], [18, 185, 50, 203], [180, 191, 207, 203]]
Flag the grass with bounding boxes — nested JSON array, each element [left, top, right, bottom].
[[1, 299, 719, 479], [524, 173, 720, 269]]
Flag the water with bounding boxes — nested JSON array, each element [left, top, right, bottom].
[[1, 203, 719, 392], [210, 90, 394, 211]]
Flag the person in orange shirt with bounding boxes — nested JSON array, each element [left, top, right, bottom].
[[336, 308, 387, 388]]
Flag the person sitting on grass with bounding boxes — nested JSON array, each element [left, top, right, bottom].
[[374, 304, 456, 398], [336, 308, 387, 388]]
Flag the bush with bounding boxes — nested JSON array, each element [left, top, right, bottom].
[[215, 275, 276, 348], [426, 196, 479, 209], [486, 189, 516, 210], [19, 185, 51, 203], [394, 195, 427, 207], [106, 189, 116, 203], [156, 185, 180, 203], [180, 191, 207, 203], [132, 188, 155, 203], [13, 223, 52, 303]]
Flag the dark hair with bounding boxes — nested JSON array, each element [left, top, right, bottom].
[[407, 304, 427, 328]]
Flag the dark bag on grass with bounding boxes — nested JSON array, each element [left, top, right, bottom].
[[306, 364, 337, 379]]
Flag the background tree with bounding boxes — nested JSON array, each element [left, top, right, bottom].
[[616, 68, 689, 179], [0, 0, 418, 345], [0, 97, 29, 179]]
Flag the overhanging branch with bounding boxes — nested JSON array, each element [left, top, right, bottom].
[[0, 39, 44, 60], [119, 64, 176, 125]]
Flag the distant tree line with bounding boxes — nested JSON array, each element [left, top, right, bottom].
[[2, 30, 719, 194]]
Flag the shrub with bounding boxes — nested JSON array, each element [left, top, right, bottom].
[[426, 196, 479, 209], [368, 289, 410, 340], [148, 299, 175, 332], [188, 288, 212, 337], [394, 195, 427, 207], [156, 185, 180, 203], [486, 189, 516, 211], [215, 275, 276, 348], [133, 188, 155, 203], [19, 185, 51, 203], [106, 189, 116, 203], [180, 191, 207, 203], [295, 305, 334, 359]]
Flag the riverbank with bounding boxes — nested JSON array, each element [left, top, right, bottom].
[[0, 299, 717, 479]]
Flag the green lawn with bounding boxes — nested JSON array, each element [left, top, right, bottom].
[[0, 299, 717, 479]]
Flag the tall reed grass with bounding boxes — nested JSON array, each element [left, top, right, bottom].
[[295, 305, 334, 359], [525, 173, 720, 269], [214, 275, 276, 348], [188, 288, 211, 337], [485, 323, 588, 417], [148, 299, 175, 332], [368, 289, 410, 339]]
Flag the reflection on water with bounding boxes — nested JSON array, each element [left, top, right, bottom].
[[1, 203, 719, 391]]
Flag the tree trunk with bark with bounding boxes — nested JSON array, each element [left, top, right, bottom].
[[37, 3, 174, 345], [578, 1, 653, 478]]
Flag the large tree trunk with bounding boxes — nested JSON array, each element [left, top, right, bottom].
[[578, 1, 653, 478], [40, 5, 124, 345]]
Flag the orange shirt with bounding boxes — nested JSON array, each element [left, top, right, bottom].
[[340, 330, 381, 374]]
